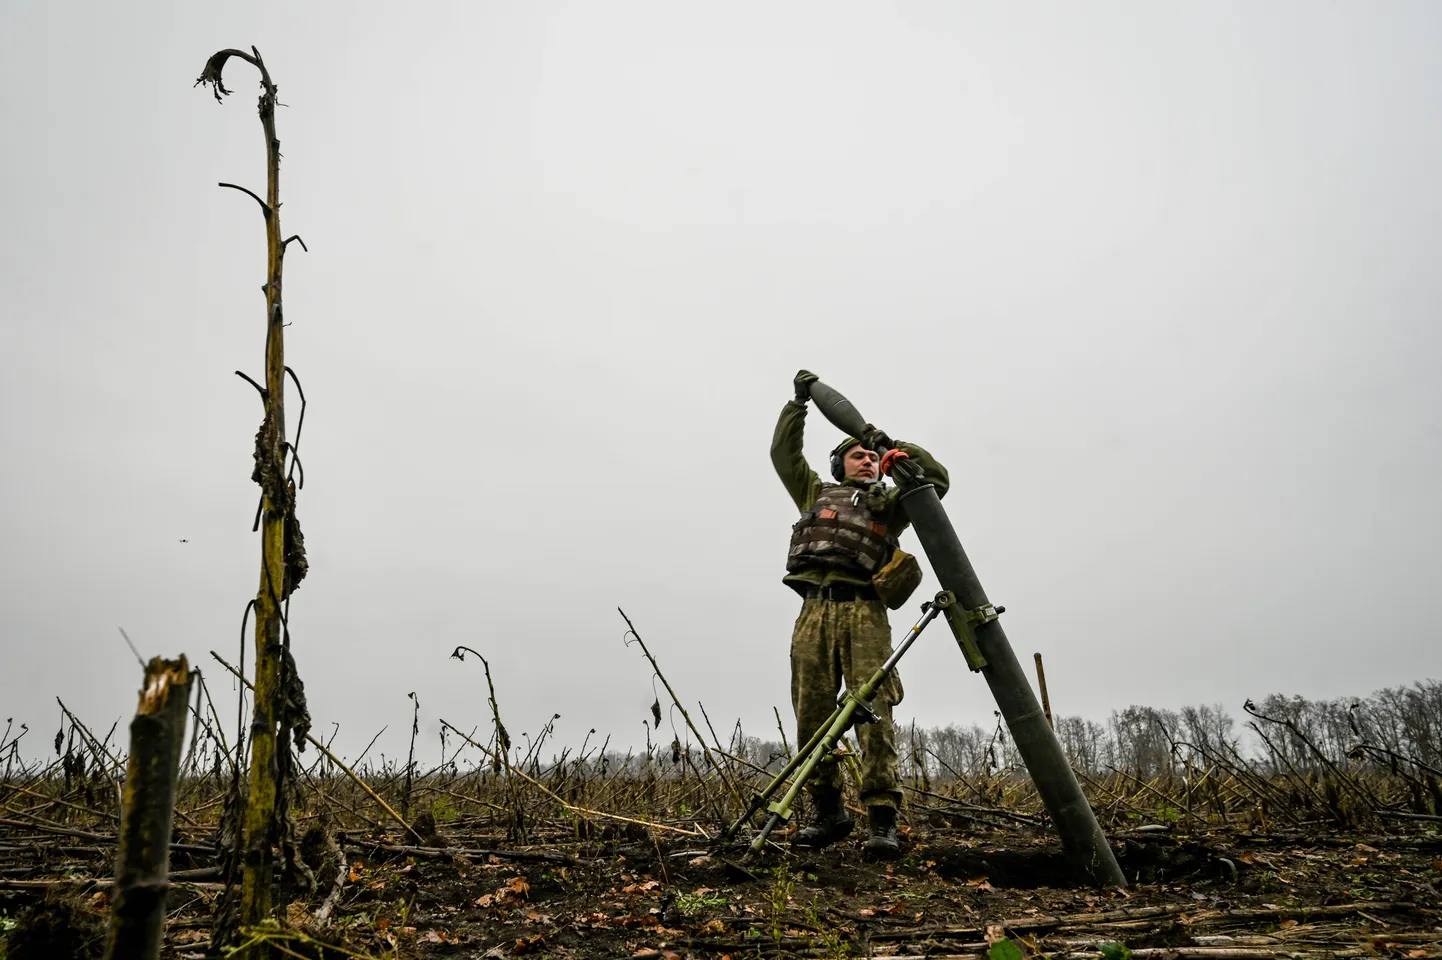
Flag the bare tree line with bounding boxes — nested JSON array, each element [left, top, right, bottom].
[[709, 680, 1442, 785], [11, 680, 1437, 795]]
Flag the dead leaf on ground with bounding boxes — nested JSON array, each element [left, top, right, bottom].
[[512, 933, 546, 954]]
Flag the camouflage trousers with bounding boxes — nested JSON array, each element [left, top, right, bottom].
[[790, 597, 904, 810]]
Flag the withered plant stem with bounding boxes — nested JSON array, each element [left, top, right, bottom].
[[210, 651, 423, 844], [617, 608, 745, 814], [194, 45, 305, 955], [439, 719, 705, 837], [105, 656, 193, 960]]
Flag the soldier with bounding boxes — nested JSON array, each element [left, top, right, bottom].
[[772, 370, 951, 858]]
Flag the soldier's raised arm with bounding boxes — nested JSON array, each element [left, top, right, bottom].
[[893, 439, 950, 500], [871, 437, 950, 539], [771, 370, 823, 513]]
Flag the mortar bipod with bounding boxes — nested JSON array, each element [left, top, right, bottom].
[[722, 595, 947, 856]]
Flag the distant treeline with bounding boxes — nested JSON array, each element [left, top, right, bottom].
[[575, 680, 1441, 783]]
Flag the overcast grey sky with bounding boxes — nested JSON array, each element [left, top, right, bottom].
[[3, 2, 1440, 768]]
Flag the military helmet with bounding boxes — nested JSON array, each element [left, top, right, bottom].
[[829, 436, 864, 482]]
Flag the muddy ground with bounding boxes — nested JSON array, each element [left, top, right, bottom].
[[6, 815, 1438, 959]]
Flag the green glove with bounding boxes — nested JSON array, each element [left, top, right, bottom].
[[793, 369, 819, 402]]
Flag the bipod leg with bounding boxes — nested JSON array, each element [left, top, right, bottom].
[[852, 600, 943, 705], [749, 812, 785, 855], [745, 700, 858, 858], [729, 601, 943, 855], [721, 717, 838, 844]]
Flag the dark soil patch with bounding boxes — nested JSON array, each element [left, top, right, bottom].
[[4, 821, 1440, 958], [5, 890, 106, 960], [927, 844, 1078, 888]]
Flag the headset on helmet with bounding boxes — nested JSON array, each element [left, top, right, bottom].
[[829, 436, 867, 482]]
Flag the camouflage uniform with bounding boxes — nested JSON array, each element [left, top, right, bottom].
[[771, 399, 950, 810]]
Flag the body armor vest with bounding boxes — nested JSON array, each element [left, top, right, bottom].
[[786, 483, 898, 577]]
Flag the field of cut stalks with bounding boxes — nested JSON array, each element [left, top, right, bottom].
[[5, 44, 1439, 960], [2, 678, 1439, 959]]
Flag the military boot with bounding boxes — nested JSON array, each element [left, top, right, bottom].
[[862, 804, 902, 859], [792, 787, 853, 849]]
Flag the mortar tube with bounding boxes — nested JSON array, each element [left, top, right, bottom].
[[898, 481, 1126, 887], [803, 374, 1125, 886]]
